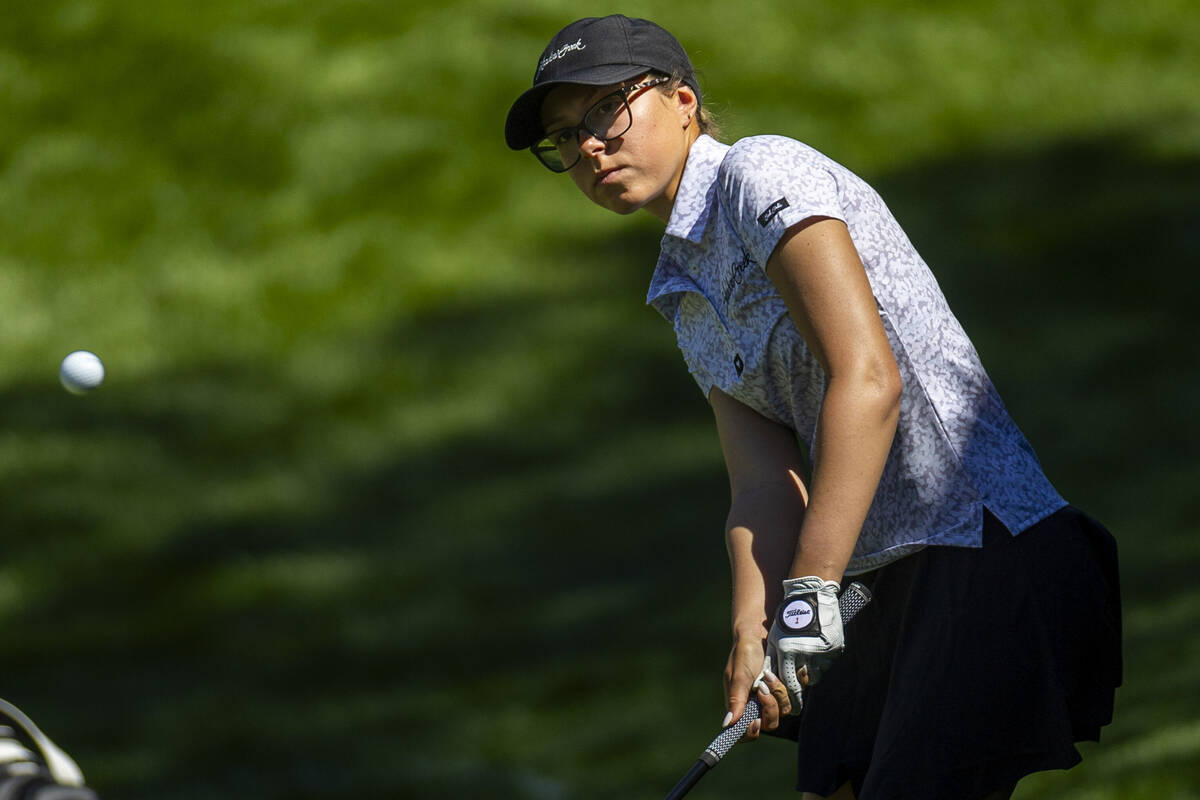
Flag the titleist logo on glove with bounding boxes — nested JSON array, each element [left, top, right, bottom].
[[780, 597, 817, 631]]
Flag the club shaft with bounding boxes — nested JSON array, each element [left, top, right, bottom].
[[663, 760, 708, 800]]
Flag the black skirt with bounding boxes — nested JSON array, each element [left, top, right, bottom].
[[791, 506, 1122, 799]]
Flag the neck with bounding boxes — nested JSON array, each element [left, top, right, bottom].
[[644, 127, 703, 224]]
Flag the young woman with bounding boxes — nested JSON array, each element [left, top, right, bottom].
[[505, 15, 1121, 800]]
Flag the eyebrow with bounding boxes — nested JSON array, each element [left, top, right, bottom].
[[541, 84, 618, 131]]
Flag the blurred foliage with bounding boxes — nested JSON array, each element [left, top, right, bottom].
[[0, 1, 1196, 798]]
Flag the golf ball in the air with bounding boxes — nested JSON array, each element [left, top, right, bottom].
[[59, 351, 105, 395]]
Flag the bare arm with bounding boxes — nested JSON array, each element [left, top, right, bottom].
[[711, 216, 901, 733], [765, 216, 902, 582], [711, 386, 808, 736]]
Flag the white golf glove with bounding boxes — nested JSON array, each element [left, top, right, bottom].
[[765, 576, 845, 712]]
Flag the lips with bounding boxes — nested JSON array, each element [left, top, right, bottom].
[[594, 166, 623, 186]]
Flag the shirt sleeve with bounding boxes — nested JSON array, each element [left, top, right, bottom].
[[716, 136, 846, 268]]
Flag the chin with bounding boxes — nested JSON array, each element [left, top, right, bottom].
[[592, 190, 645, 216]]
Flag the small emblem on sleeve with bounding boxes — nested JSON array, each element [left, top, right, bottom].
[[757, 197, 790, 227], [734, 354, 744, 376]]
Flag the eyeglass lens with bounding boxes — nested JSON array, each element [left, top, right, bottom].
[[534, 92, 633, 172]]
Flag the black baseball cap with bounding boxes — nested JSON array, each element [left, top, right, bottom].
[[505, 15, 701, 150]]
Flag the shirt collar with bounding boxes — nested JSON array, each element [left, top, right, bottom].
[[664, 134, 729, 244]]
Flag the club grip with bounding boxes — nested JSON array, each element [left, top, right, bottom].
[[837, 581, 872, 622], [702, 697, 760, 764]]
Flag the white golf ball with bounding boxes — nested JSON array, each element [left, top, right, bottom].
[[59, 350, 105, 395]]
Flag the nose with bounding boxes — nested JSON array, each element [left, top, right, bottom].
[[577, 130, 607, 160]]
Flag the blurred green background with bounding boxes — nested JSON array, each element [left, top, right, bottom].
[[1, 1, 1197, 798]]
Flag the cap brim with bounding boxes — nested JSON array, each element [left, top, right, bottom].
[[504, 64, 651, 150]]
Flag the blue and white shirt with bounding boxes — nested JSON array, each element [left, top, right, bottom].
[[649, 134, 1066, 574]]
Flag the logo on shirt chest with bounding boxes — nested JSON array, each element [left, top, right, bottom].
[[722, 250, 757, 306]]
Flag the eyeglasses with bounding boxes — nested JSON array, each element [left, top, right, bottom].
[[531, 76, 671, 173]]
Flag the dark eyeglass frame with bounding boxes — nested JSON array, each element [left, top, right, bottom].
[[531, 75, 672, 173]]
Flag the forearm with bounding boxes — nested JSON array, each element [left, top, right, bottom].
[[727, 482, 806, 641], [790, 372, 900, 581]]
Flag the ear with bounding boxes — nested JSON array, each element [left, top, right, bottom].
[[671, 82, 699, 128]]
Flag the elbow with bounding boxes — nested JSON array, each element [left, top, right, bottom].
[[875, 357, 903, 418], [870, 357, 903, 430], [838, 353, 902, 428]]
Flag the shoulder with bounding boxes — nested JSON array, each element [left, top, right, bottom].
[[713, 136, 844, 240], [716, 136, 841, 204], [718, 135, 827, 182]]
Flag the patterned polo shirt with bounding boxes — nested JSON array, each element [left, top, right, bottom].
[[648, 134, 1065, 574]]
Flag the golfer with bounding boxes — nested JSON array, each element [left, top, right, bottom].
[[505, 15, 1121, 800]]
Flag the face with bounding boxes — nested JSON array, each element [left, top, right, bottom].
[[539, 78, 698, 220]]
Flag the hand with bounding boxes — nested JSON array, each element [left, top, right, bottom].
[[723, 637, 792, 741], [766, 576, 844, 711]]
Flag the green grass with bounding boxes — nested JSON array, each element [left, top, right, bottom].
[[1, 1, 1197, 797]]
